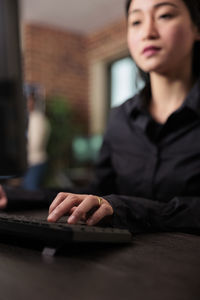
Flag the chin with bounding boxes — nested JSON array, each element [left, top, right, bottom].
[[137, 57, 167, 73], [140, 63, 168, 75]]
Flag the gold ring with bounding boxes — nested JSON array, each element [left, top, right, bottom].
[[97, 196, 103, 206]]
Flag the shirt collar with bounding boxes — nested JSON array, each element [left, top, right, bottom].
[[125, 85, 151, 117], [126, 77, 200, 118], [125, 85, 152, 131]]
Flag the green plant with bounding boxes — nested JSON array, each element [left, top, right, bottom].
[[45, 95, 79, 184]]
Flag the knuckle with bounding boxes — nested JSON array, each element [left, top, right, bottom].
[[67, 194, 77, 202], [86, 195, 94, 201], [59, 200, 67, 208], [58, 192, 66, 198], [102, 203, 112, 215]]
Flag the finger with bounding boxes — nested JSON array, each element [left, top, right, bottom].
[[67, 195, 99, 224], [48, 194, 82, 222], [69, 207, 86, 220], [0, 185, 6, 197], [87, 203, 113, 226], [0, 186, 8, 209], [69, 207, 77, 214], [49, 192, 69, 214], [0, 196, 7, 209]]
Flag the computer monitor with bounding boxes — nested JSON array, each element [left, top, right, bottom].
[[0, 0, 27, 177]]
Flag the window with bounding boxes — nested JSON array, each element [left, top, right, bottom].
[[110, 57, 144, 108]]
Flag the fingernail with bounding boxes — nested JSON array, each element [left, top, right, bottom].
[[47, 215, 52, 221], [68, 215, 75, 224], [47, 212, 55, 221]]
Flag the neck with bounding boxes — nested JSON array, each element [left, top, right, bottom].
[[149, 70, 195, 124]]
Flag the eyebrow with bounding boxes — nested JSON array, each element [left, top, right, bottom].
[[129, 2, 178, 15]]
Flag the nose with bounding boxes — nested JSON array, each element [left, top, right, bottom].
[[142, 17, 158, 40]]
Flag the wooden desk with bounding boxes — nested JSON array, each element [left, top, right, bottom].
[[0, 210, 200, 300]]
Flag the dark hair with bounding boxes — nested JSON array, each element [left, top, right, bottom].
[[126, 0, 131, 16], [125, 0, 200, 80]]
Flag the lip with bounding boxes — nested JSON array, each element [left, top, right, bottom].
[[142, 46, 161, 56]]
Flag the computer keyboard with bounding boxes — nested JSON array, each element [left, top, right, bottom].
[[0, 214, 132, 248]]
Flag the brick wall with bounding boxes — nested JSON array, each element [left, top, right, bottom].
[[23, 24, 89, 128], [87, 18, 127, 61], [23, 17, 128, 132]]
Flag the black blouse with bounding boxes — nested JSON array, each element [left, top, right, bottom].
[[91, 78, 200, 233]]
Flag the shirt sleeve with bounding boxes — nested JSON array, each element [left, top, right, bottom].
[[104, 194, 200, 234]]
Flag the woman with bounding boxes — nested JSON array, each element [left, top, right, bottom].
[[46, 0, 200, 233], [2, 0, 200, 233]]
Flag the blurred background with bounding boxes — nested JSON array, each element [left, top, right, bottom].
[[14, 0, 144, 189]]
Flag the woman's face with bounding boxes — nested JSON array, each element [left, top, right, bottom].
[[127, 0, 200, 75]]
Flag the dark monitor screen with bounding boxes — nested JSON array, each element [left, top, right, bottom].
[[0, 0, 27, 177]]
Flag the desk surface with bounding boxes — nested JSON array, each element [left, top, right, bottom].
[[0, 209, 200, 300]]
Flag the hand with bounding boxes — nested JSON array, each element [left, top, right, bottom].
[[0, 185, 8, 209], [47, 192, 113, 226]]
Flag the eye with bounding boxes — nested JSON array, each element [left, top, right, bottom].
[[159, 13, 173, 20], [131, 20, 141, 26]]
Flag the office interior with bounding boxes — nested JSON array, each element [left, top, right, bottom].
[[15, 0, 143, 188], [0, 2, 199, 300]]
